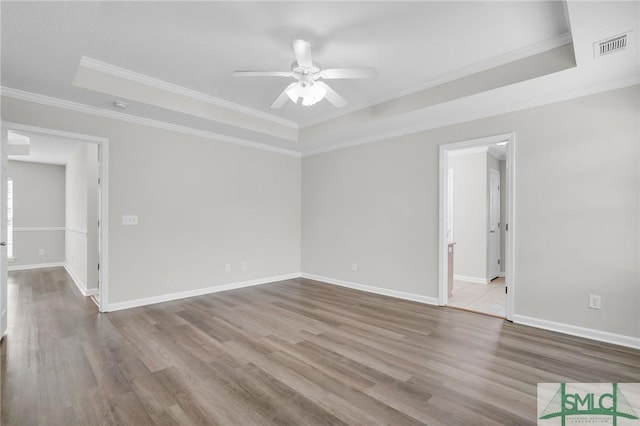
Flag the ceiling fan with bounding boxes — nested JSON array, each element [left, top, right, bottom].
[[233, 39, 377, 109]]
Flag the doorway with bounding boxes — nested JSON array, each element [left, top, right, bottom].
[[438, 133, 515, 320], [0, 123, 109, 339]]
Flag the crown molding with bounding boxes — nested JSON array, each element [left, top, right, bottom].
[[4, 75, 636, 160], [301, 32, 574, 128], [79, 57, 298, 130], [1, 87, 301, 158], [301, 75, 640, 157]]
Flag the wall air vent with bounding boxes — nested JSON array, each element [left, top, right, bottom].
[[594, 33, 628, 58]]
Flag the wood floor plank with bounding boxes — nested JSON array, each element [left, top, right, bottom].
[[2, 267, 640, 425]]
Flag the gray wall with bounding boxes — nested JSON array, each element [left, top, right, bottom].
[[449, 152, 487, 281], [7, 161, 65, 267], [302, 85, 639, 339], [2, 96, 302, 305], [2, 85, 638, 341], [65, 143, 99, 293]]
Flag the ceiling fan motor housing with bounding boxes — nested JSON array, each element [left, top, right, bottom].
[[291, 61, 321, 83]]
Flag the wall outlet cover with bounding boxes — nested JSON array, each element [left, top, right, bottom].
[[122, 215, 138, 225], [588, 294, 602, 310]]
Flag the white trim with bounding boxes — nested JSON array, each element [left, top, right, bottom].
[[301, 32, 573, 128], [453, 275, 490, 285], [301, 76, 640, 157], [105, 273, 301, 312], [438, 133, 516, 322], [0, 308, 5, 340], [1, 88, 301, 158], [5, 121, 108, 144], [301, 273, 439, 306], [513, 314, 640, 350], [505, 135, 516, 320], [65, 227, 88, 235], [8, 262, 64, 271], [79, 57, 298, 130], [5, 77, 638, 161], [63, 264, 98, 297], [13, 227, 65, 232], [97, 137, 109, 312], [498, 272, 505, 278]]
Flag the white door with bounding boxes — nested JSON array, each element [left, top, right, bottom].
[[488, 168, 500, 280], [1, 126, 8, 339], [447, 168, 454, 243]]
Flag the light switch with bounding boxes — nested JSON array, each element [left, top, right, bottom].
[[122, 215, 138, 225]]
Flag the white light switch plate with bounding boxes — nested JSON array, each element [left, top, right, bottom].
[[122, 215, 138, 225]]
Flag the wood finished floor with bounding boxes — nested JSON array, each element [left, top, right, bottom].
[[2, 268, 639, 425]]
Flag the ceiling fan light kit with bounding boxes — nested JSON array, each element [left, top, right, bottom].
[[233, 39, 377, 109], [286, 81, 327, 106]]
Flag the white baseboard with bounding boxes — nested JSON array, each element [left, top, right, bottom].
[[301, 273, 439, 306], [105, 273, 301, 312], [513, 314, 640, 350], [8, 262, 64, 271], [453, 275, 490, 284], [63, 264, 91, 297]]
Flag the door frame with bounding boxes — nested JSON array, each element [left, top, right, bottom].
[[438, 132, 516, 320], [1, 127, 8, 338], [1, 122, 110, 313]]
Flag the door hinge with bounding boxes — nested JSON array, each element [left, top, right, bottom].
[[98, 177, 101, 185], [506, 223, 509, 231], [498, 259, 500, 265], [505, 286, 508, 294], [97, 263, 100, 271]]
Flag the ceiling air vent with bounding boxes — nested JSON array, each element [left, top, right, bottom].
[[594, 33, 628, 58]]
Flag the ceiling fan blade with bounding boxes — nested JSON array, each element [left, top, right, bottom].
[[293, 39, 313, 68], [233, 71, 295, 78], [319, 67, 378, 79], [315, 81, 347, 108], [270, 82, 298, 109]]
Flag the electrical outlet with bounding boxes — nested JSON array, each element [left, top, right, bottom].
[[225, 263, 231, 272], [242, 262, 247, 271], [352, 263, 358, 272], [122, 215, 138, 225], [589, 294, 601, 310], [38, 249, 45, 256]]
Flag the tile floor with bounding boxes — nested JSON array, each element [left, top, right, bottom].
[[448, 277, 506, 316]]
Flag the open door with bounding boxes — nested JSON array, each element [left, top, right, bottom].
[[488, 168, 501, 280], [1, 125, 8, 339]]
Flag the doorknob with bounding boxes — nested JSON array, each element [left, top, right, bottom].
[[0, 242, 6, 246]]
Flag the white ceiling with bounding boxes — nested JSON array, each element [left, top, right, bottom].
[[8, 132, 79, 166], [1, 1, 638, 155]]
